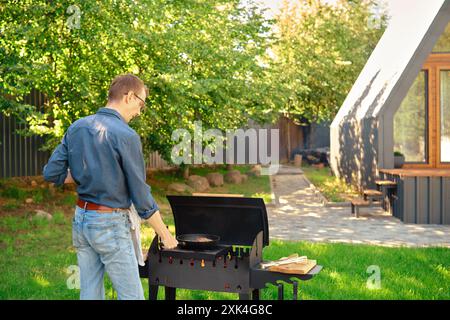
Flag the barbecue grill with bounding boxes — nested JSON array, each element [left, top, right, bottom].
[[139, 195, 322, 300]]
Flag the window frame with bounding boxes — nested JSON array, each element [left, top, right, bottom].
[[400, 53, 450, 169]]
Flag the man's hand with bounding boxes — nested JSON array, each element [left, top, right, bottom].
[[146, 210, 178, 249], [64, 170, 75, 184], [160, 232, 179, 250]]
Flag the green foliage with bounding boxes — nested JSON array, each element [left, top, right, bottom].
[[59, 194, 77, 206], [1, 0, 389, 161], [31, 188, 50, 204], [302, 164, 359, 202], [52, 210, 66, 224], [272, 0, 388, 124], [0, 0, 280, 160], [30, 214, 51, 227], [0, 186, 27, 200]]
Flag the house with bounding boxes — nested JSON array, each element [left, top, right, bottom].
[[330, 0, 450, 224]]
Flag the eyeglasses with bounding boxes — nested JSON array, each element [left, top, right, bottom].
[[124, 92, 147, 110]]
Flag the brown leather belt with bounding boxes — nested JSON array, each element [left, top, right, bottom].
[[77, 199, 126, 213]]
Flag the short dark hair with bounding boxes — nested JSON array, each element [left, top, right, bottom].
[[108, 74, 148, 102]]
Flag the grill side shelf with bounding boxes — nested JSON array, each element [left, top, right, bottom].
[[249, 265, 323, 289]]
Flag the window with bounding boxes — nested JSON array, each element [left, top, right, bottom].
[[394, 55, 450, 168], [394, 71, 428, 163], [393, 22, 450, 168], [440, 70, 450, 162]]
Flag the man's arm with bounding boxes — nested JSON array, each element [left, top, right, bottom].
[[147, 210, 178, 249], [43, 134, 69, 186], [120, 134, 159, 219], [120, 134, 178, 248]]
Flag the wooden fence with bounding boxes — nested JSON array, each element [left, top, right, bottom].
[[147, 151, 171, 170]]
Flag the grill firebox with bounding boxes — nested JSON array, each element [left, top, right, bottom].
[[139, 196, 321, 300]]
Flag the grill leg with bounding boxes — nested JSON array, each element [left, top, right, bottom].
[[149, 284, 158, 300], [293, 281, 298, 300], [277, 283, 284, 300], [165, 286, 176, 300], [252, 289, 260, 300]]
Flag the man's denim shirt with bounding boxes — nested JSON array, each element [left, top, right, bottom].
[[43, 107, 159, 219]]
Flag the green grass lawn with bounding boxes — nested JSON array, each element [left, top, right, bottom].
[[0, 167, 448, 300], [301, 164, 359, 202], [0, 211, 448, 300]]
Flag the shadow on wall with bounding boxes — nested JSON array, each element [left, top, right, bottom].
[[334, 70, 388, 190]]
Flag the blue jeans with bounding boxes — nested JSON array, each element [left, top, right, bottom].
[[72, 206, 144, 300]]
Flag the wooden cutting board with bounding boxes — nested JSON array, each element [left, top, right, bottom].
[[268, 259, 317, 275]]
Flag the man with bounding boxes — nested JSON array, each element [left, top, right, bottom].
[[43, 74, 178, 300]]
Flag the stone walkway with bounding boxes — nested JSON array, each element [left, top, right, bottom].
[[267, 166, 450, 247]]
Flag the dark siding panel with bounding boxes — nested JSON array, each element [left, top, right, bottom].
[[444, 178, 450, 224], [31, 134, 37, 176], [403, 177, 416, 223], [1, 90, 50, 178], [23, 122, 28, 176], [387, 174, 449, 225], [0, 115, 50, 179], [395, 174, 403, 221], [416, 177, 429, 224], [11, 116, 17, 177], [18, 121, 23, 176], [37, 136, 48, 175], [26, 130, 31, 175], [429, 177, 441, 224]]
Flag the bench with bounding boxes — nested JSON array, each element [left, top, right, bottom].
[[350, 199, 371, 218], [374, 180, 397, 211], [363, 189, 383, 203], [374, 180, 397, 188]]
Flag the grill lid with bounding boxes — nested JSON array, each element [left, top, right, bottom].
[[167, 195, 269, 247]]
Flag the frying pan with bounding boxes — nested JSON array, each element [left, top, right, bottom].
[[176, 233, 220, 250]]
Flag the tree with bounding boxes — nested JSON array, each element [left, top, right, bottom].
[[272, 0, 388, 125], [0, 0, 280, 162]]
